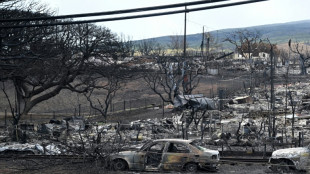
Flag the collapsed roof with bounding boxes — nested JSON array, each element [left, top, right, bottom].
[[173, 94, 216, 111]]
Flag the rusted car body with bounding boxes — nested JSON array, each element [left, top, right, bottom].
[[110, 139, 219, 172], [269, 144, 310, 172]]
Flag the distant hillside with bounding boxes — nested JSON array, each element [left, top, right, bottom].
[[137, 20, 310, 50]]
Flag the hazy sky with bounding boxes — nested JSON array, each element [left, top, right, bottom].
[[40, 0, 310, 40]]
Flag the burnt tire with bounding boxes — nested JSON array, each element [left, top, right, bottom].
[[270, 160, 293, 173], [113, 159, 128, 171], [185, 163, 198, 172]]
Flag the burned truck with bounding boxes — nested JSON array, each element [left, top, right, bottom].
[[269, 144, 310, 172]]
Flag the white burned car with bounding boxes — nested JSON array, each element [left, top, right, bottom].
[[110, 139, 219, 172], [269, 144, 310, 172]]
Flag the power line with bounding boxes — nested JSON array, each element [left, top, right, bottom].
[[0, 0, 268, 29], [0, 0, 230, 22]]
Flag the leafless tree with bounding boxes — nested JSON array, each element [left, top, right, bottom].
[[136, 39, 156, 56], [224, 30, 278, 95], [83, 64, 136, 122], [288, 91, 298, 139], [168, 35, 187, 56], [153, 42, 166, 56], [225, 29, 261, 59], [118, 34, 135, 57], [266, 38, 276, 138], [225, 30, 261, 94], [136, 39, 167, 56], [203, 32, 223, 58], [279, 49, 290, 66], [144, 56, 200, 104], [288, 39, 310, 75]]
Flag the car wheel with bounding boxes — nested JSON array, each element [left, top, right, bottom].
[[278, 161, 290, 172], [113, 159, 127, 171], [270, 160, 290, 173], [185, 163, 198, 172]]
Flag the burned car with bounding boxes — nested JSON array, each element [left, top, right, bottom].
[[269, 144, 310, 172], [110, 139, 219, 172]]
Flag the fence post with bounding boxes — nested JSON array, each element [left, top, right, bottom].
[[209, 112, 212, 136], [219, 89, 224, 111], [299, 132, 301, 147], [162, 100, 165, 118], [263, 144, 267, 158], [302, 131, 304, 146], [5, 109, 7, 128], [78, 104, 81, 116], [123, 100, 126, 111], [110, 99, 112, 112], [89, 104, 92, 116]]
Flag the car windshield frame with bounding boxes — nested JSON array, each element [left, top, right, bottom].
[[139, 140, 154, 151], [189, 142, 207, 152]]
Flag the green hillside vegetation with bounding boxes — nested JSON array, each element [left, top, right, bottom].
[[136, 20, 310, 51]]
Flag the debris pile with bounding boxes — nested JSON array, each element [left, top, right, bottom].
[[1, 80, 310, 163]]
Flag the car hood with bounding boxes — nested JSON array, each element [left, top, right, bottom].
[[201, 149, 219, 156], [272, 147, 309, 159], [117, 151, 136, 156]]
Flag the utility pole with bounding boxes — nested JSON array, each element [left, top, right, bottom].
[[201, 26, 204, 57], [270, 43, 276, 138], [206, 33, 210, 57], [183, 5, 187, 58], [284, 46, 291, 142]]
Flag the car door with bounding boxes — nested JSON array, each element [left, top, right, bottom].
[[132, 150, 147, 170], [144, 141, 166, 169], [161, 142, 196, 171], [132, 141, 153, 170], [301, 148, 310, 171], [133, 141, 166, 170]]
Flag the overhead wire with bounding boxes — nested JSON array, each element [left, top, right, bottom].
[[0, 0, 269, 29], [0, 0, 230, 22]]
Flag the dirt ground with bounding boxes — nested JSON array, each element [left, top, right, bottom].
[[0, 158, 270, 174]]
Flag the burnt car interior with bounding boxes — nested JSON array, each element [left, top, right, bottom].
[[145, 142, 165, 167], [144, 142, 192, 169], [167, 143, 190, 153]]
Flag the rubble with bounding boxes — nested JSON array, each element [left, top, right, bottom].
[[174, 94, 216, 110], [35, 144, 62, 155], [229, 96, 253, 104], [0, 143, 61, 155], [0, 143, 39, 154], [1, 78, 310, 173]]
